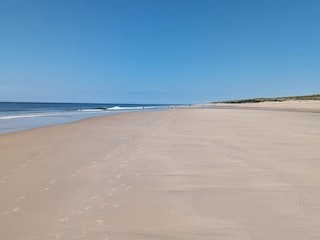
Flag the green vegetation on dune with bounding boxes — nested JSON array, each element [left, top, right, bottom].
[[213, 94, 320, 104]]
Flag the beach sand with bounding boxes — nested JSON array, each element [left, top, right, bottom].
[[1, 102, 320, 239]]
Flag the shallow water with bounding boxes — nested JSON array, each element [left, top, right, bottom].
[[0, 102, 169, 134]]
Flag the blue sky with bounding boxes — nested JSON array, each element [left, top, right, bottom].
[[1, 0, 319, 103]]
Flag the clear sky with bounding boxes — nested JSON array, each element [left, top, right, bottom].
[[1, 0, 319, 104]]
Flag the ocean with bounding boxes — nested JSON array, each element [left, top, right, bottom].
[[0, 102, 169, 134]]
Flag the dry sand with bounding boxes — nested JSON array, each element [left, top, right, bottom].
[[1, 102, 320, 239], [212, 100, 320, 112]]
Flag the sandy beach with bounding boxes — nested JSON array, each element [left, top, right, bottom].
[[1, 102, 320, 240], [212, 100, 320, 112]]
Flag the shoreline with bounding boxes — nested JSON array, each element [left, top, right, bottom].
[[2, 100, 320, 135], [1, 103, 320, 239], [0, 108, 170, 135], [0, 102, 178, 134], [0, 110, 121, 135]]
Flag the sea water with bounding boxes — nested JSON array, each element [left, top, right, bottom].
[[0, 102, 168, 134]]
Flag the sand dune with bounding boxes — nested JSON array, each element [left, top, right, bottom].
[[1, 103, 320, 239]]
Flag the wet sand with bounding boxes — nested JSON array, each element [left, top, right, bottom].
[[1, 102, 320, 239]]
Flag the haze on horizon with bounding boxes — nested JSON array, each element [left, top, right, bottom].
[[1, 0, 319, 104]]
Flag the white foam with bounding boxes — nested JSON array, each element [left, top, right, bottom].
[[0, 112, 69, 120], [108, 106, 156, 110], [0, 109, 106, 120], [78, 109, 105, 112], [0, 114, 47, 120]]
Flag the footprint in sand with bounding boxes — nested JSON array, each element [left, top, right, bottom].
[[84, 206, 92, 211], [54, 232, 63, 239], [107, 179, 114, 184], [59, 216, 69, 223], [88, 161, 98, 168], [99, 203, 107, 209], [77, 210, 84, 215], [16, 195, 26, 201], [67, 174, 76, 178], [49, 179, 57, 184], [12, 207, 20, 213], [90, 195, 99, 200], [2, 210, 9, 215], [96, 219, 103, 224], [120, 163, 127, 168]]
